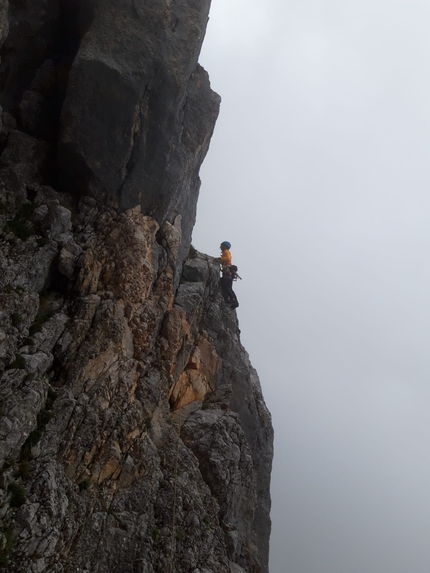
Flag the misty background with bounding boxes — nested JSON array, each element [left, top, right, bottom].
[[192, 1, 430, 572]]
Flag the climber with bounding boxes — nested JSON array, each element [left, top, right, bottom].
[[214, 241, 232, 269], [214, 241, 239, 309]]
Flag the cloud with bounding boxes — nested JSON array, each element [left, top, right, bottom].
[[195, 2, 430, 571], [203, 0, 274, 54]]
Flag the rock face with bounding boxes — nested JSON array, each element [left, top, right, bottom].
[[0, 2, 273, 573], [58, 0, 219, 267]]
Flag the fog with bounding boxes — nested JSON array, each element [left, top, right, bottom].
[[193, 1, 430, 571]]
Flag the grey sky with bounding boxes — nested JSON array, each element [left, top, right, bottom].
[[192, 1, 430, 572]]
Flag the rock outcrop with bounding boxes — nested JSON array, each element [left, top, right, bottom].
[[0, 2, 273, 572]]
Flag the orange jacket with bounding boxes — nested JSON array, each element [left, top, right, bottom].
[[219, 249, 232, 267]]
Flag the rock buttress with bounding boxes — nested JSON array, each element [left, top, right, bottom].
[[0, 1, 273, 572]]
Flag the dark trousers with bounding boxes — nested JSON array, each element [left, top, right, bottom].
[[220, 276, 238, 303]]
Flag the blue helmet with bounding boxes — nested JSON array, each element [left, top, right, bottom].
[[221, 241, 231, 249]]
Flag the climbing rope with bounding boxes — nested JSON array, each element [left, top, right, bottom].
[[167, 255, 221, 572], [167, 286, 206, 573], [168, 414, 183, 573]]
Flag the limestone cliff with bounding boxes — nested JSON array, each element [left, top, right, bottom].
[[0, 2, 273, 572]]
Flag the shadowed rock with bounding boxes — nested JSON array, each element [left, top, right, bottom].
[[58, 0, 220, 257]]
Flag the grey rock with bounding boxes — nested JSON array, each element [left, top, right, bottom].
[[31, 313, 68, 353], [58, 1, 220, 270], [40, 204, 72, 241], [19, 89, 44, 133], [0, 0, 60, 111], [162, 215, 183, 261], [182, 409, 257, 565], [2, 109, 16, 129], [22, 351, 53, 375], [0, 130, 53, 183], [34, 185, 60, 207], [0, 368, 48, 466], [182, 255, 211, 283], [15, 502, 40, 530], [175, 282, 205, 316], [229, 562, 247, 573], [0, 0, 8, 49], [17, 243, 58, 293], [58, 240, 82, 278], [172, 400, 202, 427], [0, 287, 39, 361], [33, 204, 49, 221], [0, 328, 6, 358]]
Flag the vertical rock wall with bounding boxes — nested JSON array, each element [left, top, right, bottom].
[[0, 1, 273, 572]]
